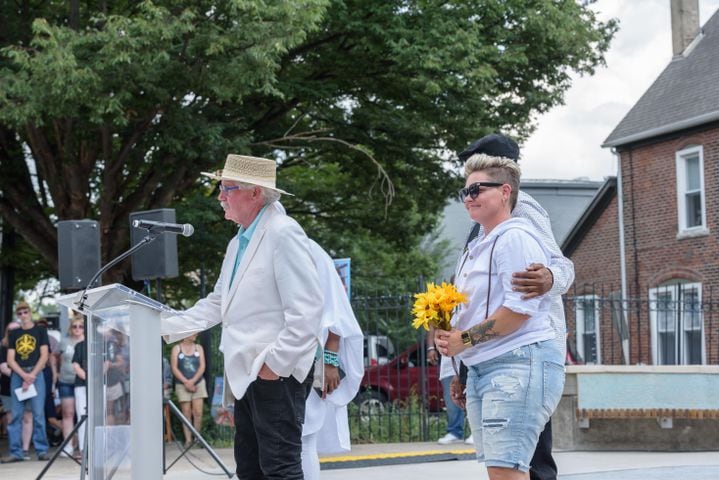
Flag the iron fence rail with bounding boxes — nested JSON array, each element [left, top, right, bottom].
[[199, 285, 717, 445]]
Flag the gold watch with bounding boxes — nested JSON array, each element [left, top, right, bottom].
[[461, 331, 472, 347]]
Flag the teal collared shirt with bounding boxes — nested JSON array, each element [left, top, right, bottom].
[[229, 205, 268, 286]]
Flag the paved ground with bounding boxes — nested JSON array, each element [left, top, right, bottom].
[[2, 441, 718, 479]]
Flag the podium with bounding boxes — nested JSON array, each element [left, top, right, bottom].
[[58, 284, 176, 479]]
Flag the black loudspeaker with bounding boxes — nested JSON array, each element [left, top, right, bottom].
[[57, 220, 101, 290], [129, 208, 179, 281]]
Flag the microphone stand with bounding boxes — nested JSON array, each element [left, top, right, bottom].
[[77, 232, 160, 311]]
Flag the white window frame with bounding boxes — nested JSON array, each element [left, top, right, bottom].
[[649, 282, 705, 365], [575, 294, 601, 364], [675, 145, 708, 236]]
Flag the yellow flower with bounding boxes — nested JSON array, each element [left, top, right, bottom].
[[411, 282, 467, 331]]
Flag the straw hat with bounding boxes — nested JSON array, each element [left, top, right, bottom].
[[201, 154, 292, 196]]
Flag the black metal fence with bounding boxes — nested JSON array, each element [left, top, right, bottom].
[[197, 283, 718, 446], [348, 289, 449, 443], [563, 283, 718, 367]]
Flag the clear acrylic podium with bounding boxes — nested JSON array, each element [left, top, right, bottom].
[[58, 284, 176, 480]]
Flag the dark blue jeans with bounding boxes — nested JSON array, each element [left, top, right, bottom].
[[234, 371, 312, 480], [9, 371, 48, 458]]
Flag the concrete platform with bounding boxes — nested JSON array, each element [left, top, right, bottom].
[[2, 442, 718, 479]]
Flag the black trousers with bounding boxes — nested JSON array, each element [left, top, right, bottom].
[[529, 419, 557, 480], [233, 370, 313, 480]]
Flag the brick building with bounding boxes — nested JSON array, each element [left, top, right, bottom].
[[562, 3, 719, 366]]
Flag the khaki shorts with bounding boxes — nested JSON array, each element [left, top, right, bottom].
[[175, 378, 208, 403], [106, 382, 124, 402]]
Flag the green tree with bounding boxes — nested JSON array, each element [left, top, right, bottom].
[[0, 0, 616, 301]]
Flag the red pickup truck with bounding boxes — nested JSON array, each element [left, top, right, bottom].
[[355, 342, 444, 416]]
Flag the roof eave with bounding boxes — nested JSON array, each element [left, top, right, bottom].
[[561, 177, 617, 254], [602, 109, 719, 149]]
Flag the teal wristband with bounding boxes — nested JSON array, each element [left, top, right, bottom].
[[323, 350, 340, 367]]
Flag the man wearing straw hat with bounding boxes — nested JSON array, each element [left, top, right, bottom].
[[162, 154, 323, 479]]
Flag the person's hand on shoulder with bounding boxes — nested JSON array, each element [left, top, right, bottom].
[[512, 263, 553, 299]]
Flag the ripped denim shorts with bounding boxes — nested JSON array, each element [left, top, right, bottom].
[[464, 340, 565, 472]]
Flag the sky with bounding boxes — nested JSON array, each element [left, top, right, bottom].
[[520, 0, 719, 181]]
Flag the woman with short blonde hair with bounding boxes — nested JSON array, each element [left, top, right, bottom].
[[436, 151, 564, 480]]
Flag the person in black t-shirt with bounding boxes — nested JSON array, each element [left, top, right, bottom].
[[1, 302, 50, 463], [72, 339, 87, 458], [0, 322, 33, 459]]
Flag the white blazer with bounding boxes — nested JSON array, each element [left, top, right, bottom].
[[162, 204, 323, 404]]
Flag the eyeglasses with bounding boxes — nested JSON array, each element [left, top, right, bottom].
[[16, 309, 30, 315], [72, 325, 84, 329], [218, 184, 242, 193], [458, 182, 504, 202]]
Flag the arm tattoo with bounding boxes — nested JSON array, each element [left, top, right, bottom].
[[468, 320, 500, 346]]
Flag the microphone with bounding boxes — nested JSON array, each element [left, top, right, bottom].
[[132, 219, 194, 237]]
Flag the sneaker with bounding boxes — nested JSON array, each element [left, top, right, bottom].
[[22, 450, 31, 461], [437, 432, 463, 445], [464, 434, 474, 445], [0, 456, 24, 463], [37, 452, 49, 461]]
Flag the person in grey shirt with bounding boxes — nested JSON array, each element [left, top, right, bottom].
[[445, 133, 574, 480]]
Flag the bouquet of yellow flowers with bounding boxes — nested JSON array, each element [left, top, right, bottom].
[[411, 282, 468, 331]]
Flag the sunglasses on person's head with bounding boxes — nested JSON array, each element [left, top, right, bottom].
[[458, 182, 504, 202]]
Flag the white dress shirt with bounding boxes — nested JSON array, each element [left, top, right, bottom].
[[453, 218, 555, 367]]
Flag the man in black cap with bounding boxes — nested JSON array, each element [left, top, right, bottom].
[[450, 132, 574, 480]]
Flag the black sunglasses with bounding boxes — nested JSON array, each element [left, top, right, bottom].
[[458, 182, 504, 202]]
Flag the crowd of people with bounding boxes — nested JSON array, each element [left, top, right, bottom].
[[0, 302, 81, 463], [0, 304, 134, 464], [1, 132, 568, 480]]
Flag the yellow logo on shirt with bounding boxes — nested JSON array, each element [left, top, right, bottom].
[[15, 334, 36, 360]]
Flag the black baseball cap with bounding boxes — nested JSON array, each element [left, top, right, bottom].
[[458, 133, 519, 162]]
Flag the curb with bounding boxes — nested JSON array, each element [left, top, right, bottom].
[[321, 448, 476, 469]]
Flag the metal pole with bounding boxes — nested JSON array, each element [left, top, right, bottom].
[[155, 278, 163, 303], [199, 263, 212, 387], [614, 150, 630, 364]]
